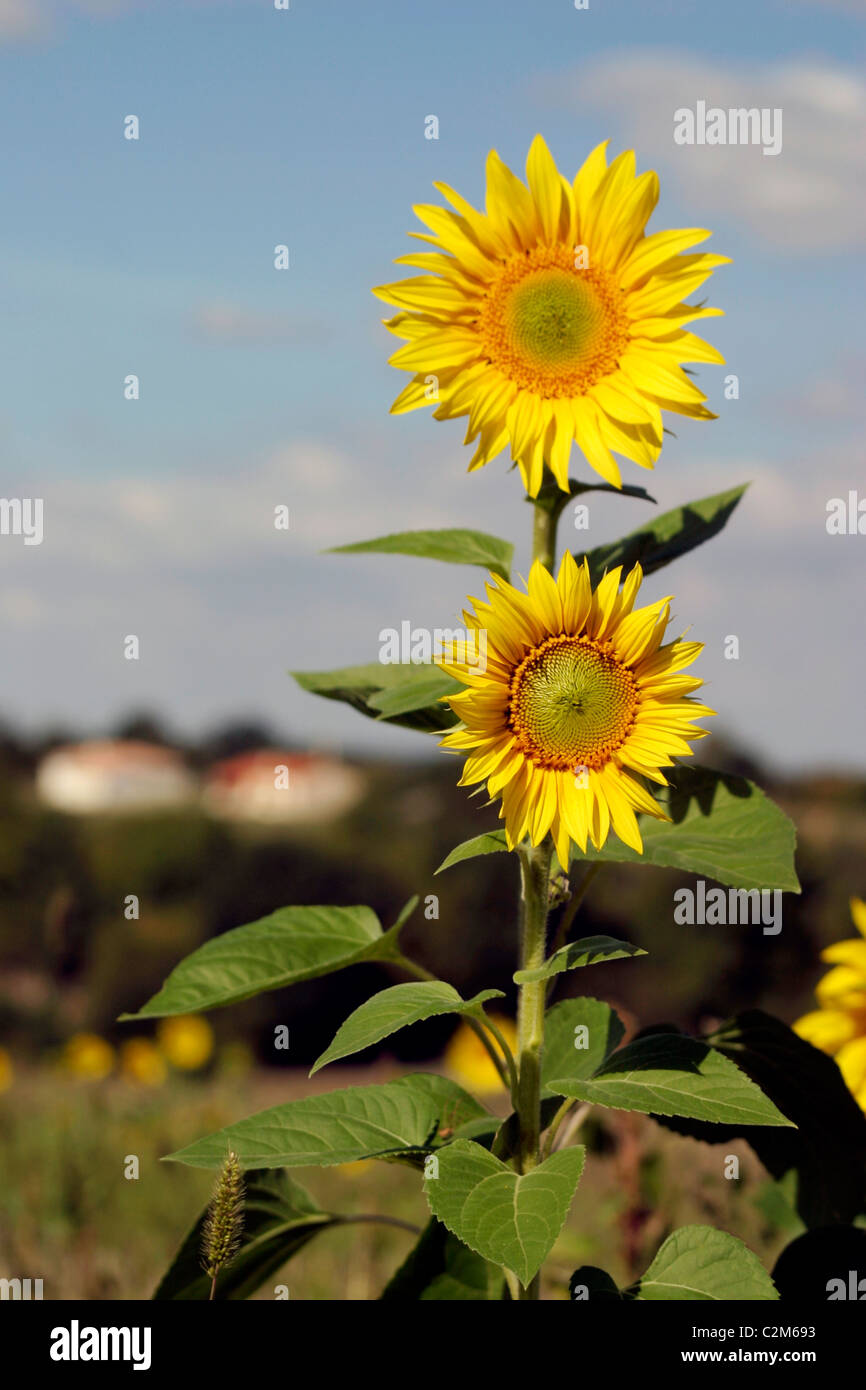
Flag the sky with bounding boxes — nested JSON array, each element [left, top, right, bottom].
[[0, 0, 864, 772]]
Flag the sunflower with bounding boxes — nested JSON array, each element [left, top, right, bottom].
[[373, 135, 728, 497], [444, 1014, 518, 1095], [436, 553, 713, 865], [794, 897, 866, 1112]]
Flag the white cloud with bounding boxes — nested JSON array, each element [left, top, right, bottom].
[[539, 50, 866, 251]]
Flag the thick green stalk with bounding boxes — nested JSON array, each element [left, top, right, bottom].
[[515, 838, 552, 1299], [511, 480, 563, 1300]]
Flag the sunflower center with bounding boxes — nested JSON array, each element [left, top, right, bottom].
[[476, 246, 629, 399], [507, 270, 605, 370], [508, 634, 638, 771]]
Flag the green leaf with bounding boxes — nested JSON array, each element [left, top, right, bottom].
[[515, 936, 646, 984], [571, 766, 800, 892], [380, 1218, 503, 1301], [122, 904, 397, 1020], [541, 998, 626, 1096], [424, 1138, 585, 1287], [545, 1031, 794, 1127], [437, 768, 800, 893], [330, 527, 514, 582], [292, 661, 458, 733], [311, 982, 504, 1075], [533, 477, 656, 513], [166, 1073, 487, 1170], [577, 484, 748, 585], [367, 668, 460, 722], [634, 1226, 778, 1301], [436, 831, 514, 875], [153, 1170, 334, 1300], [678, 1010, 866, 1228]]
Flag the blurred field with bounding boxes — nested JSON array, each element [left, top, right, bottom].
[[0, 1062, 799, 1301], [1, 728, 864, 1298]]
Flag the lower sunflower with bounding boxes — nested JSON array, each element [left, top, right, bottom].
[[436, 553, 714, 866], [794, 896, 866, 1112]]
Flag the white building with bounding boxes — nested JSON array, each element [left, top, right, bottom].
[[201, 750, 364, 824], [36, 741, 196, 814]]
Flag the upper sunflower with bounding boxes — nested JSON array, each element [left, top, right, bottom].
[[373, 135, 728, 497]]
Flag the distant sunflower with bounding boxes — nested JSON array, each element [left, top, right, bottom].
[[794, 897, 866, 1112], [373, 135, 727, 496], [436, 554, 713, 865]]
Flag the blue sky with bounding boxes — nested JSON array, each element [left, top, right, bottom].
[[0, 0, 864, 770]]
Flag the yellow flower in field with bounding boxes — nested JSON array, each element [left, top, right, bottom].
[[437, 555, 712, 864], [63, 1032, 115, 1080], [0, 1046, 13, 1092], [373, 135, 727, 496], [120, 1038, 167, 1087], [794, 897, 866, 1111], [445, 1015, 517, 1095], [156, 1014, 214, 1071]]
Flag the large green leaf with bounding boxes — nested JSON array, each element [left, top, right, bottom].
[[153, 1170, 334, 1300], [571, 768, 800, 892], [578, 484, 748, 584], [633, 1226, 778, 1301], [311, 982, 504, 1075], [424, 1138, 585, 1287], [515, 935, 646, 984], [292, 661, 458, 733], [380, 1218, 503, 1301], [122, 904, 398, 1020], [657, 1011, 866, 1228], [541, 997, 626, 1096], [437, 767, 800, 893], [330, 527, 513, 582], [166, 1073, 487, 1171], [545, 1031, 794, 1127]]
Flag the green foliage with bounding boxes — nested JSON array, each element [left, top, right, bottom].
[[546, 1031, 793, 1126], [155, 1170, 329, 1301], [438, 767, 800, 893], [631, 1225, 778, 1301], [515, 935, 646, 984], [329, 526, 514, 582], [424, 1138, 586, 1287], [166, 1074, 487, 1171], [541, 998, 626, 1093], [577, 484, 748, 584], [658, 1011, 866, 1228], [122, 904, 405, 1020], [310, 982, 504, 1074], [380, 1218, 503, 1301], [292, 661, 458, 732]]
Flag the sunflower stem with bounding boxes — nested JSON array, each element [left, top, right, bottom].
[[515, 837, 553, 1300], [531, 488, 565, 573]]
